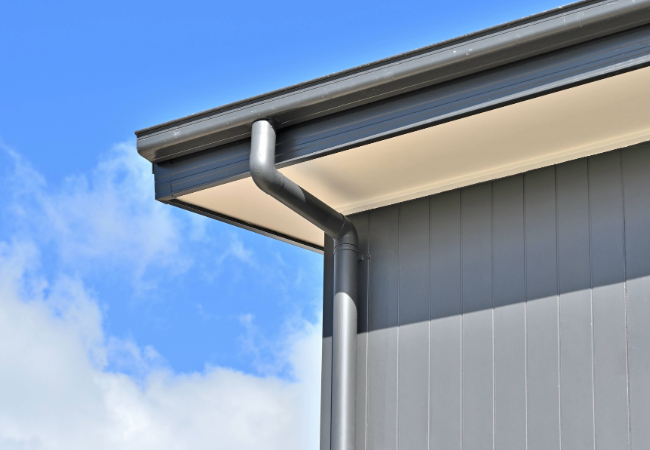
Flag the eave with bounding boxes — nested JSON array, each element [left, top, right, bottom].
[[136, 0, 650, 252]]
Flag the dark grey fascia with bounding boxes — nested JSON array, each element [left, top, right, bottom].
[[136, 0, 650, 163]]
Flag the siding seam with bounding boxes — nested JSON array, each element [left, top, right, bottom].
[[587, 157, 597, 450], [620, 150, 632, 450], [523, 174, 529, 450], [491, 182, 496, 450], [459, 191, 464, 450], [366, 214, 372, 450], [365, 215, 370, 450], [427, 197, 432, 450], [555, 165, 563, 450], [396, 205, 400, 450]]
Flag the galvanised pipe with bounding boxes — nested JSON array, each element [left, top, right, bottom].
[[250, 120, 358, 450]]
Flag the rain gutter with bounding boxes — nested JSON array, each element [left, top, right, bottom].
[[136, 0, 650, 163]]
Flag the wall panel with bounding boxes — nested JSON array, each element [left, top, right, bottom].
[[367, 205, 399, 450], [588, 150, 629, 449], [492, 175, 526, 450], [429, 191, 462, 450], [524, 166, 561, 450], [622, 144, 650, 449], [321, 142, 650, 450], [556, 160, 595, 450], [460, 184, 493, 450], [397, 198, 430, 450]]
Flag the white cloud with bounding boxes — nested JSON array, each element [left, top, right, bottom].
[[0, 239, 322, 450], [216, 233, 257, 269], [4, 142, 191, 288], [0, 143, 323, 450]]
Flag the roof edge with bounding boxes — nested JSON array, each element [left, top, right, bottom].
[[136, 0, 650, 162]]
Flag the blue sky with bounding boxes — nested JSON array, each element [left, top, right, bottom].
[[0, 0, 565, 448]]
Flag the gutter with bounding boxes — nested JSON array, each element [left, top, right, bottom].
[[249, 120, 358, 450], [136, 0, 650, 162]]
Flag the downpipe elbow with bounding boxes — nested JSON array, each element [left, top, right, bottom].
[[250, 160, 283, 196], [250, 120, 284, 196]]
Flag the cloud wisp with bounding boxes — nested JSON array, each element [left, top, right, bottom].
[[3, 142, 191, 289], [0, 142, 323, 450]]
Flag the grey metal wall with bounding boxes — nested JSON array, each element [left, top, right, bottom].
[[320, 142, 650, 450]]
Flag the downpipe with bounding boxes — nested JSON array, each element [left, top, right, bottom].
[[250, 120, 358, 450]]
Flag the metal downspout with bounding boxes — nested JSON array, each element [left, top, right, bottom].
[[249, 120, 358, 450]]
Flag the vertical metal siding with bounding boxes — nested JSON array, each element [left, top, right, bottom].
[[622, 145, 650, 449], [556, 160, 595, 450], [523, 166, 561, 450], [367, 205, 399, 450], [428, 191, 462, 450], [397, 198, 430, 450], [460, 184, 494, 450], [589, 151, 629, 449], [492, 175, 526, 450], [320, 142, 650, 450]]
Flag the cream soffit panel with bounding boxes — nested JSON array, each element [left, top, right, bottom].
[[182, 177, 325, 247], [181, 66, 650, 248]]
